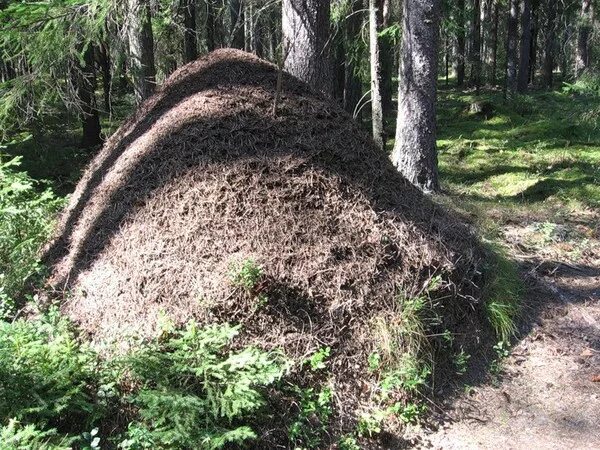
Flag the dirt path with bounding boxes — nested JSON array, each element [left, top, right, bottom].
[[413, 221, 600, 449]]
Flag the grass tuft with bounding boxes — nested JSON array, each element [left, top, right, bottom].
[[483, 245, 522, 342]]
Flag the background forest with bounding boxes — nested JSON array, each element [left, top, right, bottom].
[[0, 0, 599, 449]]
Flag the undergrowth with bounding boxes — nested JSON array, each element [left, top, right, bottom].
[[0, 313, 286, 449], [0, 155, 63, 318]]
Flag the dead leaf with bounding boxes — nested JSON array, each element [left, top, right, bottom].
[[580, 348, 594, 357], [591, 375, 600, 383]]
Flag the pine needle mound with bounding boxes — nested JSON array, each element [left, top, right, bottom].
[[45, 49, 486, 375]]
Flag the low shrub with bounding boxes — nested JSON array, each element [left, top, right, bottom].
[[562, 71, 600, 97], [120, 322, 286, 449], [0, 313, 286, 450], [0, 155, 63, 318]]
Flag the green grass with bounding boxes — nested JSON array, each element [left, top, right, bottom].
[[437, 89, 600, 222]]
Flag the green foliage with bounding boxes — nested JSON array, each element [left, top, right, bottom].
[[338, 434, 361, 450], [305, 346, 330, 371], [0, 420, 74, 450], [367, 352, 381, 372], [453, 349, 471, 376], [490, 340, 510, 375], [388, 401, 427, 424], [0, 309, 97, 426], [379, 355, 430, 398], [0, 308, 285, 450], [288, 386, 333, 449], [562, 72, 600, 97], [356, 408, 386, 437], [0, 0, 112, 134], [121, 322, 285, 449], [228, 258, 263, 290], [0, 155, 63, 318]]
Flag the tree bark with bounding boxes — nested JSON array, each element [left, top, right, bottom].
[[181, 0, 198, 63], [505, 0, 518, 95], [369, 0, 385, 149], [528, 0, 539, 85], [517, 0, 532, 92], [126, 0, 156, 105], [206, 0, 216, 51], [77, 45, 103, 148], [391, 0, 441, 193], [379, 0, 393, 116], [541, 0, 556, 88], [575, 0, 592, 77], [230, 0, 245, 49], [96, 41, 112, 113], [455, 0, 466, 86], [491, 0, 499, 85], [244, 0, 254, 53], [343, 0, 362, 115], [282, 0, 332, 95], [470, 0, 482, 90]]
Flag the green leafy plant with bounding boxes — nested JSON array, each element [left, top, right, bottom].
[[453, 349, 471, 376], [306, 346, 331, 371], [490, 341, 510, 375], [367, 352, 381, 372], [0, 420, 74, 450], [0, 309, 97, 426], [0, 155, 63, 318], [121, 322, 285, 449], [388, 401, 427, 424], [288, 386, 333, 449], [338, 434, 361, 450], [356, 409, 386, 437], [228, 258, 263, 290]]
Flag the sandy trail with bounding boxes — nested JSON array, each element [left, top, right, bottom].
[[414, 221, 600, 449]]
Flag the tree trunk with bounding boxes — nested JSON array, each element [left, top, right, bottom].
[[244, 0, 254, 53], [491, 0, 499, 85], [517, 0, 532, 92], [391, 0, 441, 193], [369, 0, 385, 149], [343, 0, 362, 115], [77, 45, 103, 148], [268, 6, 280, 61], [445, 34, 450, 86], [379, 0, 393, 116], [126, 0, 156, 105], [541, 0, 556, 88], [181, 0, 198, 63], [206, 0, 216, 51], [282, 0, 332, 95], [230, 0, 245, 49], [455, 0, 466, 86], [528, 0, 539, 85], [96, 41, 112, 113], [505, 0, 518, 95], [575, 0, 592, 77], [470, 0, 482, 90], [333, 34, 345, 101]]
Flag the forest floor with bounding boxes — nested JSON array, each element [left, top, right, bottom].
[[404, 87, 600, 449]]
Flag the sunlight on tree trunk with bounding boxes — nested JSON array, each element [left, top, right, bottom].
[[391, 0, 440, 193], [282, 0, 333, 95]]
